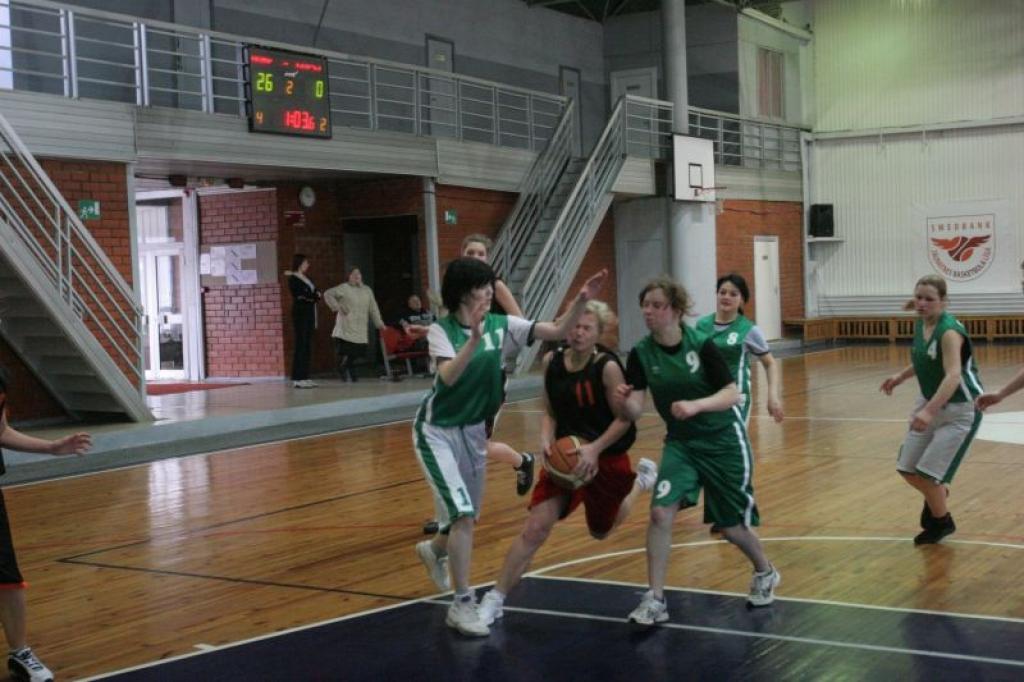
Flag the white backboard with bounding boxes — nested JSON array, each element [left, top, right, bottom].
[[673, 135, 716, 202]]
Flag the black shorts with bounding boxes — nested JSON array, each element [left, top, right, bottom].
[[0, 490, 24, 587]]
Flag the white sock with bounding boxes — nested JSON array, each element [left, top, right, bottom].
[[490, 589, 506, 602]]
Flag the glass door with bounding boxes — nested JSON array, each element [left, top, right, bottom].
[[140, 246, 186, 379]]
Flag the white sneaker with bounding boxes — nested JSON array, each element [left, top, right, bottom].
[[8, 647, 53, 682], [302, 380, 318, 388], [445, 596, 490, 637], [635, 458, 658, 492], [747, 566, 781, 607], [292, 381, 304, 388], [416, 540, 451, 592], [627, 590, 668, 625], [478, 590, 504, 625]]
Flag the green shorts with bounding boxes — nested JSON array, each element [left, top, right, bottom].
[[651, 424, 760, 528]]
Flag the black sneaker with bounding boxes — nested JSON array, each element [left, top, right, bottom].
[[920, 487, 950, 529], [8, 647, 53, 682], [515, 452, 535, 496], [422, 520, 440, 535], [914, 513, 956, 545], [709, 524, 724, 535]]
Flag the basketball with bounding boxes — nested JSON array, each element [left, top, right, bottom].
[[544, 435, 589, 489]]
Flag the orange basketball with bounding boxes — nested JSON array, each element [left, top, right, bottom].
[[544, 435, 589, 489]]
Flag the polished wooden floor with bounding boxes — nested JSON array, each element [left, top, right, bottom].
[[8, 344, 1024, 679]]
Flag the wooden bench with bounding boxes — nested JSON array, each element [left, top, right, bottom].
[[784, 315, 1024, 343]]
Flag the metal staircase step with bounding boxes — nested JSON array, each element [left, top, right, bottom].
[[40, 356, 99, 375], [63, 391, 124, 413]]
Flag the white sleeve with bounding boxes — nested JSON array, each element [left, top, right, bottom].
[[744, 326, 771, 355], [427, 323, 455, 360], [502, 315, 535, 362]]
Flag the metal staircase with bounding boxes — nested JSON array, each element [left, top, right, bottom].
[[493, 95, 673, 371], [0, 113, 150, 422]]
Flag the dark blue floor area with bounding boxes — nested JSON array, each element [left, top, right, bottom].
[[98, 578, 1024, 681]]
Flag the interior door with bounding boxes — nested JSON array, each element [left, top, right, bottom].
[[141, 246, 186, 379], [754, 236, 782, 340]]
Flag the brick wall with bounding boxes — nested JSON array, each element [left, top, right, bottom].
[[199, 189, 284, 377], [1, 159, 132, 421], [716, 200, 805, 324]]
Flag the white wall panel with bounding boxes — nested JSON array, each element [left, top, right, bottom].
[[809, 124, 1024, 314], [814, 0, 1024, 131]]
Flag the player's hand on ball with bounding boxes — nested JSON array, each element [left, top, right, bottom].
[[572, 444, 599, 482]]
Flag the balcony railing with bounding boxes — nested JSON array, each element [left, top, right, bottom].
[[688, 106, 803, 171], [0, 0, 566, 151]]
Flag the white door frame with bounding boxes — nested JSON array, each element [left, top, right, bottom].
[[135, 189, 205, 380], [754, 235, 782, 340]]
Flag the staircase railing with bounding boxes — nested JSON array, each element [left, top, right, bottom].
[[516, 95, 672, 367], [0, 112, 144, 389], [490, 99, 576, 283]]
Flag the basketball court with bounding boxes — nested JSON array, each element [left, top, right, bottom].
[[3, 344, 1022, 679]]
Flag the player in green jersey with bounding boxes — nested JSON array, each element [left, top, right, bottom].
[[413, 257, 606, 636], [612, 277, 780, 626], [881, 275, 983, 545], [695, 273, 784, 535], [695, 274, 784, 424]]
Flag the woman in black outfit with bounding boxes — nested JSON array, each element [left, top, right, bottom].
[[288, 254, 320, 388]]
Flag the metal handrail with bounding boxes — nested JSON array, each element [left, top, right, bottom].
[[0, 0, 567, 150], [490, 98, 576, 282], [687, 105, 803, 170], [0, 111, 144, 387], [506, 95, 672, 371]]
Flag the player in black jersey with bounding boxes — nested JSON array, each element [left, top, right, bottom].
[[476, 300, 657, 626], [0, 367, 90, 681]]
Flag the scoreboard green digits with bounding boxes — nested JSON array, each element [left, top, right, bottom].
[[245, 46, 331, 138]]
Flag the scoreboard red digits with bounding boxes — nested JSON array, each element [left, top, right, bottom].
[[246, 46, 332, 139]]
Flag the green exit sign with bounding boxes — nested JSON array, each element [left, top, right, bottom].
[[444, 209, 457, 225], [78, 199, 100, 221]]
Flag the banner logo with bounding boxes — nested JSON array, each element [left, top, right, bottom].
[[927, 214, 994, 281]]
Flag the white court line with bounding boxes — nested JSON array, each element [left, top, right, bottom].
[[419, 598, 1024, 669], [526, 535, 1024, 625], [79, 589, 452, 681]]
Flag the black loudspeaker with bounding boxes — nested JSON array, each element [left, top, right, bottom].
[[809, 204, 834, 238]]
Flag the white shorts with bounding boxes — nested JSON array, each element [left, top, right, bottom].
[[412, 416, 488, 532], [896, 397, 981, 484]]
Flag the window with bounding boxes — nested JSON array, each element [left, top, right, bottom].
[[757, 47, 784, 119]]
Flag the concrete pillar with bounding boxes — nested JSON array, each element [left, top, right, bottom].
[[422, 178, 441, 308], [662, 0, 717, 318]]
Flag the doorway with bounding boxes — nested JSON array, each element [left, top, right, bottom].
[[610, 66, 658, 105], [754, 236, 781, 340], [136, 190, 203, 380]]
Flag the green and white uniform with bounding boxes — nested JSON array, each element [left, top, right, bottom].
[[695, 313, 769, 422], [626, 325, 760, 527], [413, 313, 533, 531], [896, 312, 983, 483]]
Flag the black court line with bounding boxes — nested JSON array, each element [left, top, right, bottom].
[[56, 558, 418, 602], [91, 577, 1024, 681], [59, 477, 424, 562]]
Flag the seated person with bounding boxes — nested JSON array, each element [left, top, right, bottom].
[[390, 294, 434, 373]]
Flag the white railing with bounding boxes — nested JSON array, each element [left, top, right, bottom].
[[513, 95, 672, 369], [490, 99, 577, 285], [688, 106, 803, 171], [0, 0, 566, 151], [0, 112, 144, 388]]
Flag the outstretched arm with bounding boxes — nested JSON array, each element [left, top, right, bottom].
[[532, 269, 608, 342], [977, 366, 1024, 410], [0, 414, 90, 456]]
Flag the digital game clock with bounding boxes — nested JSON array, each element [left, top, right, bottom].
[[245, 46, 331, 138]]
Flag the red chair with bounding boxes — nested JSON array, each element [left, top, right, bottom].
[[380, 327, 430, 378]]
